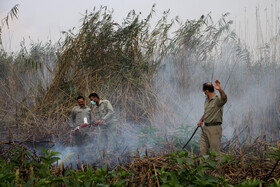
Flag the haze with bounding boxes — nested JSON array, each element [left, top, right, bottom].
[[0, 0, 279, 52]]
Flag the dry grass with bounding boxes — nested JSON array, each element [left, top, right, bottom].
[[0, 7, 280, 186]]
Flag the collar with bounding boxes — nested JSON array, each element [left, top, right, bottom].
[[99, 100, 108, 104], [79, 105, 88, 109], [96, 100, 105, 106], [206, 94, 217, 102]]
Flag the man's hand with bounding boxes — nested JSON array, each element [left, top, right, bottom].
[[214, 80, 222, 91], [81, 123, 87, 128], [94, 120, 99, 125], [71, 128, 76, 135], [197, 120, 203, 127], [214, 79, 227, 102], [99, 119, 104, 125], [197, 115, 204, 127]]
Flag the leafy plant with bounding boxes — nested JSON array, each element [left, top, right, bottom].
[[152, 151, 229, 187], [234, 178, 263, 187]]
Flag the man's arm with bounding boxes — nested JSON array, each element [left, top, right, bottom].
[[218, 88, 227, 100], [88, 109, 95, 130], [90, 110, 94, 123], [103, 101, 114, 121], [197, 115, 205, 127], [218, 88, 227, 101], [214, 80, 227, 106], [99, 101, 114, 125]]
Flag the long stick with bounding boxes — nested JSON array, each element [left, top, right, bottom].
[[182, 126, 199, 150]]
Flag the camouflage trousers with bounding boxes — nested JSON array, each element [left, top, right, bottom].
[[95, 123, 117, 150], [200, 125, 222, 155], [71, 131, 91, 147]]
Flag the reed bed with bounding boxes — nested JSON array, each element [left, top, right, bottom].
[[1, 5, 280, 186]]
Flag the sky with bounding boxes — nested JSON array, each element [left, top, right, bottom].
[[0, 0, 279, 52]]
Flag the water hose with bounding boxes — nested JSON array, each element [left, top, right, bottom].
[[182, 126, 210, 150], [265, 159, 279, 181], [182, 126, 199, 150]]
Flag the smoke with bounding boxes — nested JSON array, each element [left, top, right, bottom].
[[152, 35, 280, 147], [38, 22, 280, 167], [52, 123, 144, 167], [54, 33, 280, 166]]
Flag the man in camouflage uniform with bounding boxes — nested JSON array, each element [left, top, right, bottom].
[[69, 96, 94, 147], [197, 80, 227, 155], [88, 93, 118, 150]]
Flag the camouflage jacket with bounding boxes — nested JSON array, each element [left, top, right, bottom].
[[94, 100, 117, 125], [69, 105, 94, 128]]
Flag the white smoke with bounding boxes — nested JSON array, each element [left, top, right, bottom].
[[53, 30, 280, 166]]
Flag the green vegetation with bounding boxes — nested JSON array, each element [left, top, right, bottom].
[[0, 145, 279, 186], [1, 5, 280, 186]]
